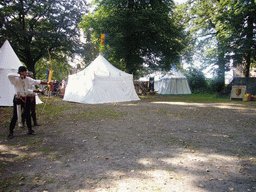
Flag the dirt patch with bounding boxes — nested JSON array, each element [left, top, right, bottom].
[[0, 96, 256, 192]]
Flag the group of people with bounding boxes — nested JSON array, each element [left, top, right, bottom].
[[7, 66, 52, 139], [43, 80, 65, 97]]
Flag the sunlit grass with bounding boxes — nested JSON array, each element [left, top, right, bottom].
[[141, 94, 231, 103], [1, 94, 255, 130]]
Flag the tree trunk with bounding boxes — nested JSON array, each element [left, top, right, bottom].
[[243, 53, 251, 78], [242, 4, 254, 77], [26, 62, 36, 78], [217, 40, 225, 92]]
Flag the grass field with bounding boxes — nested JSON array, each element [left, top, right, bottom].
[[0, 94, 251, 129]]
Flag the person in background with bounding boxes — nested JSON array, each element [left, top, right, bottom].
[[52, 80, 59, 96], [7, 66, 52, 139], [21, 71, 40, 127]]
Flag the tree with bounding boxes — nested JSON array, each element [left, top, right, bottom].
[[186, 0, 256, 88], [79, 0, 189, 76], [184, 0, 229, 91], [0, 0, 87, 77], [216, 0, 256, 77], [35, 55, 71, 82]]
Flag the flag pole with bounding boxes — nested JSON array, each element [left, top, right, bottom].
[[47, 48, 53, 97], [41, 48, 53, 113]]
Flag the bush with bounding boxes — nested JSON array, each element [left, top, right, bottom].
[[208, 77, 225, 93], [185, 68, 209, 94]]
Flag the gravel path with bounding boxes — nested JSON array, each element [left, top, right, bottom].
[[0, 96, 256, 192]]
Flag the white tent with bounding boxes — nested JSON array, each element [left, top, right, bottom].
[[0, 40, 24, 106], [0, 40, 43, 106], [63, 54, 140, 104], [158, 66, 191, 95]]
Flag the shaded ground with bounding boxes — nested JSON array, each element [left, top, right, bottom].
[[0, 95, 256, 192]]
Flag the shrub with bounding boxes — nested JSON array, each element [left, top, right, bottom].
[[185, 68, 209, 94]]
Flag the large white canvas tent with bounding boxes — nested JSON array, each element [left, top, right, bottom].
[[63, 54, 140, 104], [158, 66, 191, 95], [0, 40, 43, 106], [0, 40, 24, 106]]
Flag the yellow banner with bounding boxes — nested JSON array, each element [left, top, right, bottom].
[[48, 70, 54, 88], [48, 70, 54, 82], [101, 34, 105, 45]]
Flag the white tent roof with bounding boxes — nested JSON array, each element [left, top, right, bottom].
[[158, 66, 191, 95], [63, 54, 140, 104], [162, 66, 187, 79], [0, 40, 23, 106], [0, 40, 43, 106], [0, 40, 23, 69]]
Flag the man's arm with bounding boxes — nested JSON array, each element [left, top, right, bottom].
[[7, 73, 19, 85], [40, 81, 53, 86], [28, 77, 53, 86]]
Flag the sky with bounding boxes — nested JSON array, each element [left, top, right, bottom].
[[174, 0, 187, 4]]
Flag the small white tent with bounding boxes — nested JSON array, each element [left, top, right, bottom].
[[63, 54, 140, 104], [0, 40, 43, 106], [158, 66, 191, 95], [0, 40, 24, 106]]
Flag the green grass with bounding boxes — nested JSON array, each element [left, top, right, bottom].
[[1, 94, 254, 129], [0, 107, 13, 127], [141, 94, 231, 103], [36, 97, 73, 121], [37, 97, 126, 122], [69, 108, 126, 120]]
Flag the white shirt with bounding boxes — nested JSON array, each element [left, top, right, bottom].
[[8, 73, 41, 97], [28, 84, 36, 96]]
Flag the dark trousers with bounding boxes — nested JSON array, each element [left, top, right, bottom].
[[9, 96, 33, 135], [22, 96, 37, 125], [31, 96, 37, 124]]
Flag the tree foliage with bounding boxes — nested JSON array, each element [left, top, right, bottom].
[[185, 67, 208, 93], [35, 55, 71, 82], [186, 0, 256, 82], [184, 0, 228, 91], [216, 0, 256, 77], [79, 0, 189, 76], [0, 0, 87, 77]]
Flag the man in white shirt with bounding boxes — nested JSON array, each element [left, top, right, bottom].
[[7, 66, 51, 139]]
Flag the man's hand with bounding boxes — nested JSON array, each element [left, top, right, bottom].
[[20, 74, 26, 79], [19, 71, 27, 79]]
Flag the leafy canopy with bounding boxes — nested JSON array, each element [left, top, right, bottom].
[[0, 0, 87, 77], [185, 0, 256, 79], [79, 0, 189, 76]]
